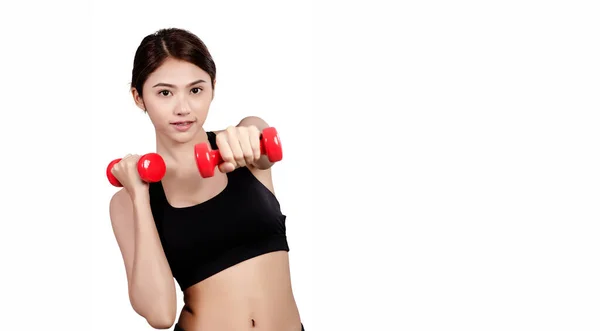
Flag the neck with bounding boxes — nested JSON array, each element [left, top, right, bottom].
[[156, 128, 210, 177]]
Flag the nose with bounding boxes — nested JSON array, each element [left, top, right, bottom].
[[174, 97, 191, 116], [176, 108, 190, 116]]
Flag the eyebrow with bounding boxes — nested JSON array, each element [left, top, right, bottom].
[[152, 79, 207, 88]]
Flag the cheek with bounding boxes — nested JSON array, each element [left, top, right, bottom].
[[191, 95, 212, 110], [145, 101, 172, 126]]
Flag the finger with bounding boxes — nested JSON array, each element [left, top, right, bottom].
[[124, 154, 139, 164], [131, 154, 141, 164], [119, 154, 132, 164], [216, 132, 236, 171], [237, 127, 255, 166], [124, 154, 138, 168], [247, 125, 262, 163], [226, 126, 245, 168], [113, 155, 129, 172], [111, 164, 119, 175], [218, 162, 235, 173]]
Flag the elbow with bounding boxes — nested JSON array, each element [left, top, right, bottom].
[[144, 303, 176, 329], [130, 290, 177, 329], [146, 313, 176, 329], [141, 302, 177, 329]]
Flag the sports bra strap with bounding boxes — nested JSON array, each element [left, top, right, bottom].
[[207, 131, 218, 150]]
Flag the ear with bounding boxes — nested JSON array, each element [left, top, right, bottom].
[[131, 88, 146, 112]]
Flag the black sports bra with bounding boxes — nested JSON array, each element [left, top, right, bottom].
[[148, 131, 289, 290]]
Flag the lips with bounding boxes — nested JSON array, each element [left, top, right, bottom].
[[171, 120, 196, 132], [172, 121, 194, 125]]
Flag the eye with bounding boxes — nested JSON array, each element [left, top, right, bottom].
[[159, 90, 171, 97], [191, 87, 202, 94]]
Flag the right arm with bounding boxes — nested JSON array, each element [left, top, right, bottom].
[[109, 188, 177, 329]]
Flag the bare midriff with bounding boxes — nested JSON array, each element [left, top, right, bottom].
[[176, 251, 302, 331]]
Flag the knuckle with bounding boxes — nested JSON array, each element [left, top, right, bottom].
[[219, 146, 231, 155], [216, 136, 227, 148], [221, 152, 233, 161], [226, 125, 237, 134], [234, 153, 245, 161]]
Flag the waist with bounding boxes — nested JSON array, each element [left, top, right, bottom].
[[178, 251, 300, 330], [178, 298, 301, 331]]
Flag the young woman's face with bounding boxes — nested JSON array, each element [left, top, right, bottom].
[[133, 57, 215, 144]]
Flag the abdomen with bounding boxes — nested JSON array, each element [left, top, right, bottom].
[[177, 251, 301, 331]]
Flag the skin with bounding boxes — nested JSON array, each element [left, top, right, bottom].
[[109, 57, 301, 330]]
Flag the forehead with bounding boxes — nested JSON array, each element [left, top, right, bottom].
[[146, 58, 211, 84]]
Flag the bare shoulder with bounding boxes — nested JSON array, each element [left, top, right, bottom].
[[237, 115, 269, 129], [211, 115, 270, 138]]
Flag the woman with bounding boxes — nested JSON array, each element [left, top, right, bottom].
[[108, 28, 304, 331]]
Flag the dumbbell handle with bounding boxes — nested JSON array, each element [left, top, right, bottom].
[[205, 140, 270, 165]]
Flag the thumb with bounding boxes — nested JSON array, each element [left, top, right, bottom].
[[218, 162, 235, 173]]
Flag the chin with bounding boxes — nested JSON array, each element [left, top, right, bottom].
[[172, 128, 201, 144], [167, 133, 191, 144]]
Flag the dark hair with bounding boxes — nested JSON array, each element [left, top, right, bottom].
[[131, 28, 216, 97]]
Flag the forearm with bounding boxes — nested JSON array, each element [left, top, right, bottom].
[[129, 194, 176, 322]]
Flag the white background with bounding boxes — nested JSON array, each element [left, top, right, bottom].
[[1, 0, 599, 330], [90, 1, 313, 330]]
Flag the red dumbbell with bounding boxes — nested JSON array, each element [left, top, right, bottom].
[[194, 126, 283, 178], [106, 153, 167, 187]]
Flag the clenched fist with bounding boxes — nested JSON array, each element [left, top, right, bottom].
[[215, 125, 262, 173], [110, 154, 150, 196]]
